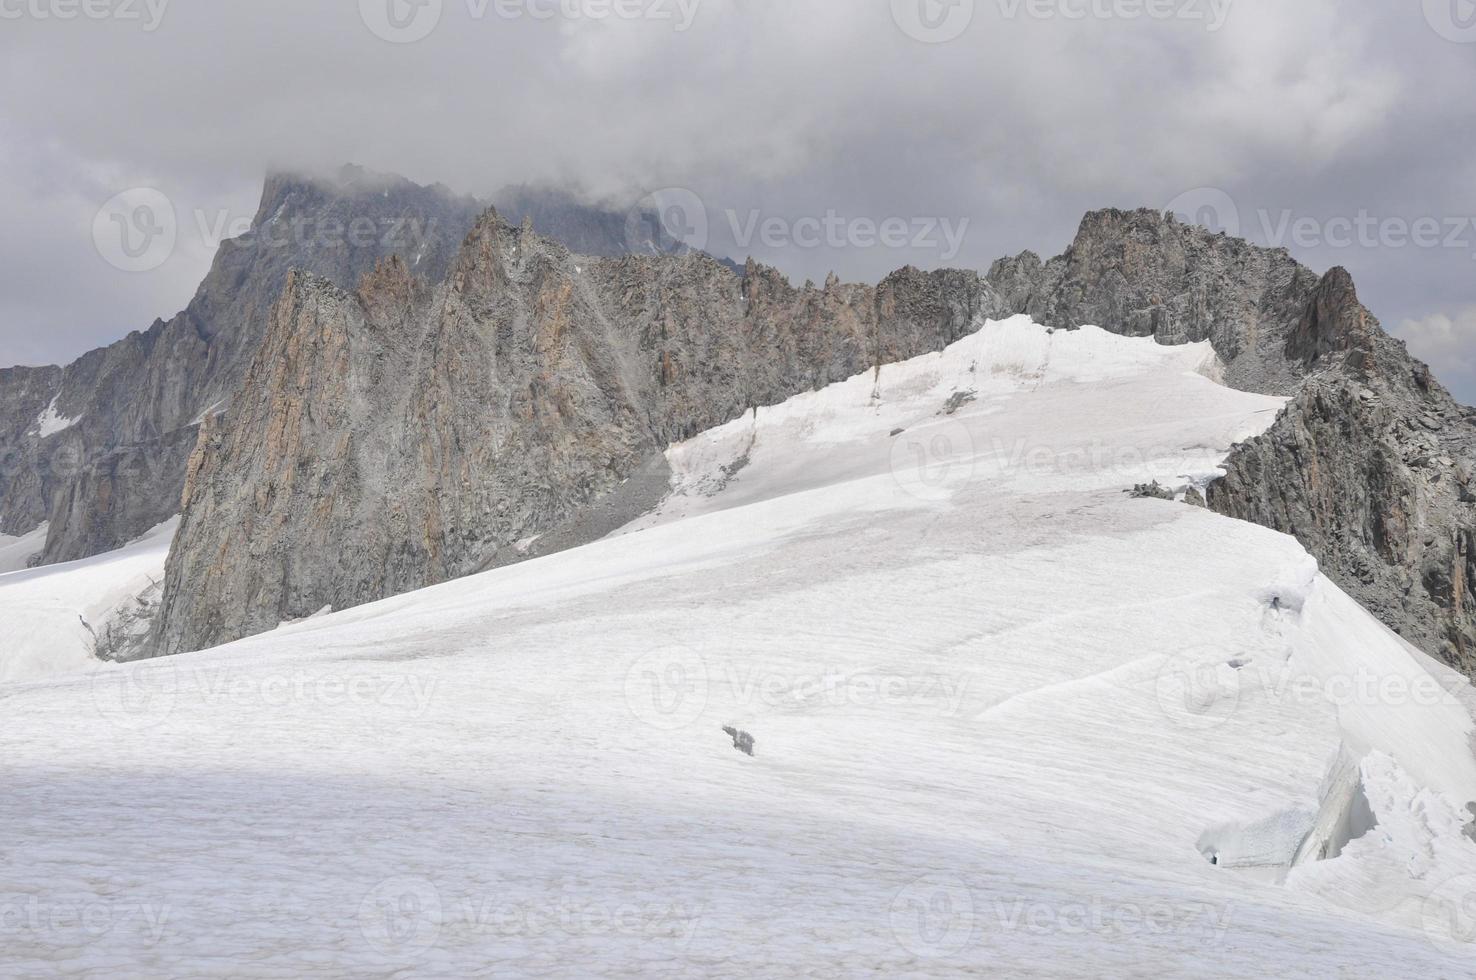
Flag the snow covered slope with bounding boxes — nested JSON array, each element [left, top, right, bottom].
[[0, 518, 176, 683], [0, 522, 47, 574], [4, 317, 1476, 977]]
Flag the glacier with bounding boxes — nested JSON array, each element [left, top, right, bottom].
[[2, 316, 1475, 976]]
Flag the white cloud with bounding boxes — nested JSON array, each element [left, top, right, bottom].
[[1397, 308, 1476, 376], [0, 0, 1474, 385]]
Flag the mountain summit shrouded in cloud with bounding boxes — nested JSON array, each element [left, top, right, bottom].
[[3, 0, 1476, 399], [6, 4, 1476, 976]]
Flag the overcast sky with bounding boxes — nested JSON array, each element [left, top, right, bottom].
[[3, 0, 1476, 399]]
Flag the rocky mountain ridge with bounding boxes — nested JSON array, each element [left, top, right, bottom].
[[988, 208, 1476, 674], [3, 173, 1472, 678], [0, 166, 485, 566], [150, 210, 1011, 654]]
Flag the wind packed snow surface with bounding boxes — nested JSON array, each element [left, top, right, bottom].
[[4, 317, 1476, 977]]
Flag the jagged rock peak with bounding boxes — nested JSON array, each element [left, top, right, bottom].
[[1286, 266, 1375, 371]]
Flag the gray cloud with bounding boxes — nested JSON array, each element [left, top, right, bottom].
[[2, 0, 1475, 400]]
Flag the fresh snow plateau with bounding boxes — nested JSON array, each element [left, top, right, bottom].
[[3, 316, 1476, 977]]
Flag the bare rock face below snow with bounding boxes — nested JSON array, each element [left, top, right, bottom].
[[987, 208, 1321, 395], [151, 212, 1010, 655], [987, 209, 1476, 675], [0, 167, 484, 566], [1209, 325, 1476, 675]]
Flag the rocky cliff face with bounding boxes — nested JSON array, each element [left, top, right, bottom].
[[988, 208, 1321, 394], [0, 166, 484, 565], [987, 209, 1476, 674], [11, 185, 1475, 678], [151, 211, 1010, 655], [1207, 277, 1476, 674]]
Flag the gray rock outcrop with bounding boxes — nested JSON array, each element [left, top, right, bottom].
[[986, 208, 1476, 674], [149, 210, 1010, 655], [9, 183, 1475, 681], [987, 208, 1320, 394], [0, 166, 484, 564]]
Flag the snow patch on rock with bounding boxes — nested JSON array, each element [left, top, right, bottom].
[[34, 395, 80, 438]]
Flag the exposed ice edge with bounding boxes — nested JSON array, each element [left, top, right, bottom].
[[0, 516, 177, 682], [1198, 744, 1377, 883], [639, 314, 1476, 903]]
